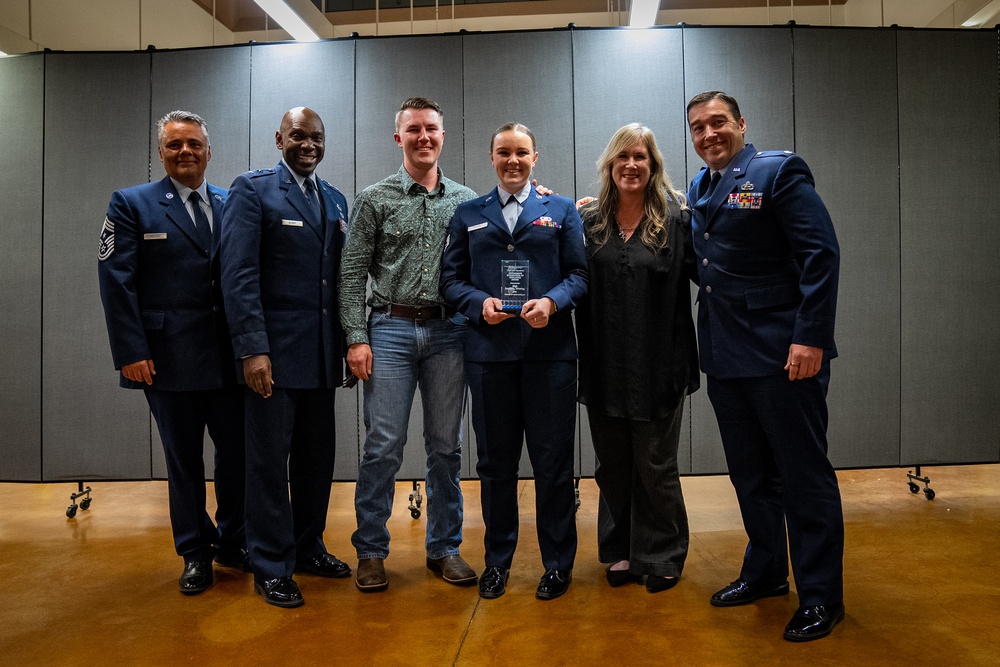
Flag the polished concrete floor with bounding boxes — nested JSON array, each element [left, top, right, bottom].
[[1, 465, 998, 666]]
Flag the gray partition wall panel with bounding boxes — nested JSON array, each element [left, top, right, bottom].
[[572, 28, 687, 200], [43, 53, 154, 480], [151, 46, 253, 187], [578, 405, 596, 476], [334, 389, 361, 480], [0, 54, 44, 480], [355, 35, 466, 192], [682, 26, 794, 187], [249, 40, 360, 470], [462, 29, 576, 478], [898, 30, 1000, 465], [249, 40, 357, 203], [147, 46, 254, 479], [683, 26, 794, 475], [571, 27, 691, 476], [462, 30, 577, 197], [355, 34, 467, 481], [793, 27, 901, 468]]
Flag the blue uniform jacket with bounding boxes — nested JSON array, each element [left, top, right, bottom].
[[220, 162, 348, 389], [98, 176, 234, 391], [688, 143, 839, 379], [440, 185, 588, 363]]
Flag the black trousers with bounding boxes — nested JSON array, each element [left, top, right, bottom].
[[707, 367, 844, 606], [467, 359, 578, 571], [144, 386, 245, 562], [589, 397, 689, 577], [244, 386, 337, 582]]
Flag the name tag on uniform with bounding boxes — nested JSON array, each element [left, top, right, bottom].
[[467, 222, 488, 232], [727, 192, 762, 210], [143, 233, 168, 240], [281, 219, 303, 227]]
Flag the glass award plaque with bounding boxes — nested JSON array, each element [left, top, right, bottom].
[[500, 260, 529, 312]]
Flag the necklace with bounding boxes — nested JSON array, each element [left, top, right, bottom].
[[616, 216, 640, 241]]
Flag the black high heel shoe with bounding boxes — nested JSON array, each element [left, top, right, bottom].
[[645, 575, 679, 593], [606, 565, 640, 587]]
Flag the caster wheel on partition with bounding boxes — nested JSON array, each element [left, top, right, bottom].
[[66, 505, 78, 518], [408, 481, 423, 520], [80, 498, 92, 511], [908, 482, 920, 494], [924, 488, 935, 500]]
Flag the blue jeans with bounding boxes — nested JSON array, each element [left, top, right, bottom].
[[352, 309, 467, 560]]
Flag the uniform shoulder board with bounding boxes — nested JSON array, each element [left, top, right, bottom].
[[248, 168, 275, 178], [320, 179, 344, 197], [754, 150, 795, 159]]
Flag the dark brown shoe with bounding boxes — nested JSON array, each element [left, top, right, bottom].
[[426, 554, 478, 586], [356, 557, 388, 592]]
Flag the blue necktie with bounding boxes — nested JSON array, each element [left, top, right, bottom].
[[706, 172, 721, 198], [697, 172, 721, 208], [304, 178, 323, 223], [500, 194, 519, 231], [188, 191, 212, 251]]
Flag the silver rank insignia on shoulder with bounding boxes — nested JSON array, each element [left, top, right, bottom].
[[740, 181, 755, 191], [98, 217, 115, 261]]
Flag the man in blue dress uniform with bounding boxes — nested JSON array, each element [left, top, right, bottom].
[[98, 110, 246, 596], [221, 107, 351, 608], [686, 91, 845, 642]]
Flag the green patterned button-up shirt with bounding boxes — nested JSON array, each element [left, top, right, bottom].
[[339, 164, 477, 346]]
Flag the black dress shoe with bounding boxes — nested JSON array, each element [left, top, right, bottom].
[[783, 603, 845, 642], [179, 560, 213, 595], [536, 569, 572, 600], [295, 552, 351, 578], [645, 575, 680, 593], [479, 566, 510, 599], [214, 547, 251, 572], [710, 578, 789, 607], [254, 577, 304, 608], [606, 566, 640, 588]]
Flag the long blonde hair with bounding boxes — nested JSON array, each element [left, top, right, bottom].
[[586, 123, 686, 251]]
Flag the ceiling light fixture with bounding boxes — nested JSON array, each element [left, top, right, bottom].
[[252, 0, 321, 41], [962, 0, 1000, 27], [628, 0, 660, 28]]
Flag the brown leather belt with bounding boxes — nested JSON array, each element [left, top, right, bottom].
[[373, 304, 452, 321]]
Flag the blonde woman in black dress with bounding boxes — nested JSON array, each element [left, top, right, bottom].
[[576, 123, 699, 593]]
